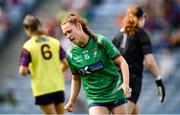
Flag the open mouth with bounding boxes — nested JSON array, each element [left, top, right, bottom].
[[69, 36, 75, 42]]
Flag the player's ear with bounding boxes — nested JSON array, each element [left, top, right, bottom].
[[24, 26, 31, 32], [76, 23, 82, 30]]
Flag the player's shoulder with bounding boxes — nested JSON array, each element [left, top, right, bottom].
[[95, 33, 111, 44], [66, 44, 76, 59], [23, 38, 34, 49], [136, 28, 151, 42], [45, 35, 59, 43], [137, 28, 149, 36], [95, 33, 106, 40]]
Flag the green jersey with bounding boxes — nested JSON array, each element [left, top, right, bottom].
[[66, 34, 125, 104]]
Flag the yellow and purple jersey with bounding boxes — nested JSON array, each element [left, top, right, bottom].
[[19, 34, 66, 96]]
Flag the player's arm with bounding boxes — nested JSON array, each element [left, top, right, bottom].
[[144, 53, 165, 102], [144, 53, 160, 78], [100, 36, 131, 97], [61, 58, 69, 72], [19, 49, 31, 76], [113, 55, 131, 98], [60, 46, 69, 72], [140, 30, 165, 102], [19, 66, 29, 76], [65, 74, 81, 112]]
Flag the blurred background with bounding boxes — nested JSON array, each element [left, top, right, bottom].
[[0, 0, 180, 114]]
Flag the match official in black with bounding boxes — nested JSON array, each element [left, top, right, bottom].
[[112, 5, 165, 114]]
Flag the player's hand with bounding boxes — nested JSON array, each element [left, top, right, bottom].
[[156, 79, 165, 103], [64, 102, 74, 112], [118, 83, 132, 98]]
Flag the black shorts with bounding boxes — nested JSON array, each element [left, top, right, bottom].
[[88, 98, 127, 110], [35, 91, 65, 105], [128, 73, 142, 104]]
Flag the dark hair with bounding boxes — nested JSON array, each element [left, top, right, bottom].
[[123, 5, 145, 36], [23, 15, 45, 35], [135, 7, 144, 18]]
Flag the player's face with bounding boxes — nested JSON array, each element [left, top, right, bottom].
[[24, 28, 31, 38], [138, 16, 145, 28], [61, 22, 82, 45]]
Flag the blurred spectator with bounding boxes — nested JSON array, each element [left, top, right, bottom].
[[45, 17, 57, 37], [0, 0, 5, 8], [169, 28, 180, 47], [0, 89, 17, 106], [0, 6, 9, 43], [159, 48, 176, 79], [56, 6, 70, 38], [5, 0, 25, 27], [91, 0, 104, 6], [137, 0, 180, 51], [41, 16, 57, 37], [0, 0, 38, 48], [21, 0, 37, 13], [162, 0, 180, 29]]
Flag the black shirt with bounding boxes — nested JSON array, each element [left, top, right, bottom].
[[112, 28, 152, 76]]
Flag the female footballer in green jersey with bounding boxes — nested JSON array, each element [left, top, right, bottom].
[[61, 13, 131, 114], [19, 15, 68, 114]]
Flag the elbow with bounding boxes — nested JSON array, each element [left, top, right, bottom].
[[63, 64, 69, 72], [61, 64, 68, 72], [19, 67, 28, 76], [61, 59, 69, 72], [72, 75, 81, 81], [19, 70, 27, 76], [146, 60, 155, 69]]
